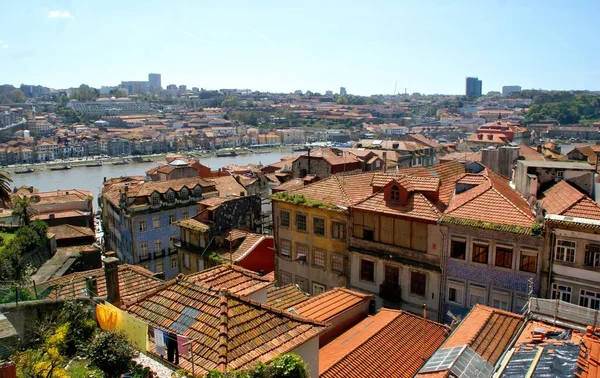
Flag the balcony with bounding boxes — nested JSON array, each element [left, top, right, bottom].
[[379, 282, 401, 303]]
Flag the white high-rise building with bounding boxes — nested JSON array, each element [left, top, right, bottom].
[[148, 73, 162, 90]]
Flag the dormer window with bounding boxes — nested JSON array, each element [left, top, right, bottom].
[[167, 191, 175, 202], [180, 188, 189, 200], [193, 185, 202, 197], [391, 185, 400, 201], [151, 194, 160, 206]]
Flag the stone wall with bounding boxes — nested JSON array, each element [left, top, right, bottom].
[[214, 195, 262, 234]]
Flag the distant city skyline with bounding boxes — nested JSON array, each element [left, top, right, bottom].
[[1, 1, 600, 95]]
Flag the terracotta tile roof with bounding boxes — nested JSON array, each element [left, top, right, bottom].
[[267, 284, 310, 310], [126, 278, 326, 375], [37, 264, 162, 304], [199, 196, 233, 210], [371, 173, 440, 192], [439, 151, 482, 163], [292, 288, 373, 322], [519, 144, 547, 161], [353, 192, 441, 222], [47, 224, 95, 240], [442, 304, 524, 365], [185, 264, 272, 297], [578, 327, 600, 378], [33, 210, 90, 220], [281, 172, 376, 208], [443, 171, 535, 231], [541, 180, 600, 221], [272, 178, 305, 192], [178, 217, 211, 232], [26, 189, 93, 205], [228, 233, 271, 262], [320, 309, 449, 378], [456, 173, 487, 186], [207, 176, 247, 197], [294, 147, 362, 167], [569, 145, 600, 164]]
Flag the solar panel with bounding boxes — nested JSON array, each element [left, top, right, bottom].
[[419, 345, 492, 378], [420, 345, 465, 372]]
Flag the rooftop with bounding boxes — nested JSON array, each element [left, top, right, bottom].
[[292, 288, 373, 322], [517, 160, 594, 169], [540, 180, 600, 221], [185, 264, 272, 297], [47, 224, 95, 240], [320, 309, 449, 378], [266, 284, 310, 310]]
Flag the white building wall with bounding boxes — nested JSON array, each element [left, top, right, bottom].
[[290, 336, 319, 378]]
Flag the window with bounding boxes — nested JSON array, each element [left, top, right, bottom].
[[168, 214, 176, 225], [312, 249, 326, 268], [551, 283, 572, 302], [313, 217, 325, 236], [555, 240, 576, 263], [410, 271, 426, 297], [332, 221, 345, 240], [296, 213, 307, 232], [448, 281, 464, 305], [153, 216, 161, 229], [313, 283, 325, 295], [585, 244, 600, 267], [332, 253, 344, 273], [472, 243, 489, 264], [154, 239, 162, 255], [167, 191, 175, 202], [183, 252, 190, 269], [296, 244, 308, 263], [520, 250, 538, 273], [450, 239, 466, 260], [280, 271, 292, 286], [182, 211, 189, 219], [557, 170, 564, 178], [363, 229, 374, 241], [495, 246, 513, 268], [295, 277, 308, 293], [171, 258, 178, 270], [375, 160, 381, 168], [169, 236, 177, 250], [514, 293, 528, 314], [469, 285, 487, 307], [139, 242, 148, 260], [139, 220, 147, 232], [491, 290, 510, 311], [151, 194, 160, 206], [579, 289, 600, 310], [384, 265, 399, 285], [280, 239, 291, 258], [155, 259, 164, 273], [180, 188, 189, 200], [193, 186, 202, 198], [280, 211, 290, 228], [391, 185, 400, 201], [360, 259, 375, 282]]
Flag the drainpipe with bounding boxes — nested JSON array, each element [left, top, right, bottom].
[[546, 229, 555, 299], [437, 220, 446, 324]]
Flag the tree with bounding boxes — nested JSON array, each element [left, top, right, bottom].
[[11, 195, 38, 226], [10, 89, 26, 103], [0, 171, 12, 208], [206, 353, 309, 378], [88, 331, 137, 378], [221, 96, 240, 108]]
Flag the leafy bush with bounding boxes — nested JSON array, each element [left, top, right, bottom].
[[88, 331, 137, 378], [206, 353, 308, 378], [60, 300, 98, 356]]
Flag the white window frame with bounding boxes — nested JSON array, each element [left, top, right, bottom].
[[168, 213, 176, 225], [313, 283, 325, 295], [579, 289, 600, 310], [491, 289, 510, 311], [155, 259, 164, 273], [139, 220, 147, 232], [152, 216, 161, 229], [447, 280, 464, 305], [295, 243, 308, 264], [183, 252, 190, 269], [555, 239, 576, 263], [280, 239, 291, 258], [154, 239, 162, 255], [585, 244, 600, 268], [551, 283, 572, 303], [331, 253, 344, 273], [469, 284, 487, 307], [171, 258, 178, 270]]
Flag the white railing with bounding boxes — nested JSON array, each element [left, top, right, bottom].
[[528, 297, 600, 330]]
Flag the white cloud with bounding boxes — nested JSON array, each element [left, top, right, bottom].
[[48, 10, 73, 19]]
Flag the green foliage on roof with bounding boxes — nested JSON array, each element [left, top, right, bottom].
[[270, 192, 339, 210], [442, 216, 535, 236]]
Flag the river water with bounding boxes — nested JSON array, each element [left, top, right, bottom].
[[9, 150, 295, 197]]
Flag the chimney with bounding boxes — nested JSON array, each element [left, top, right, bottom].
[[383, 151, 387, 173], [29, 186, 33, 193], [85, 276, 97, 297], [103, 256, 121, 304], [421, 304, 427, 360]]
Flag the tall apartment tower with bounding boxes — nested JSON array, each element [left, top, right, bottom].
[[148, 73, 162, 90], [466, 77, 482, 97], [340, 87, 347, 96]]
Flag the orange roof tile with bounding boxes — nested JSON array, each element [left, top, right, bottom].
[[293, 288, 373, 322], [126, 278, 326, 375], [37, 264, 162, 305], [541, 180, 600, 221], [578, 327, 600, 378], [295, 147, 361, 166], [267, 284, 310, 310], [371, 173, 440, 192], [320, 309, 449, 378], [47, 224, 95, 240], [272, 178, 305, 192], [185, 264, 272, 297], [442, 304, 524, 365], [353, 192, 441, 222], [229, 233, 271, 262]]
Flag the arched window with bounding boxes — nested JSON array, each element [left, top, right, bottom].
[[391, 185, 400, 201]]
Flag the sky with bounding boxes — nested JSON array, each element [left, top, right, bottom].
[[1, 0, 599, 95]]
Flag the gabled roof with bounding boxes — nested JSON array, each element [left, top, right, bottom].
[[292, 288, 373, 322], [295, 147, 361, 166], [126, 278, 326, 375], [272, 178, 305, 192], [47, 224, 95, 240], [267, 284, 310, 310], [443, 171, 536, 232], [229, 233, 272, 262], [320, 309, 449, 378], [178, 217, 211, 232], [540, 180, 600, 221], [185, 264, 272, 297], [207, 175, 247, 197], [371, 173, 440, 192], [440, 304, 524, 366], [353, 192, 441, 222], [37, 264, 162, 305]]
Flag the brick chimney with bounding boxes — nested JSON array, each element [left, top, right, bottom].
[[103, 256, 121, 304]]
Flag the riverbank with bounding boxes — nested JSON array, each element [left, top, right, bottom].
[[2, 146, 294, 173]]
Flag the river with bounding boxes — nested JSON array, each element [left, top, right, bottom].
[[9, 150, 295, 197]]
